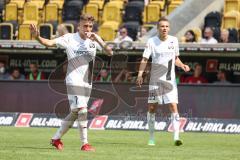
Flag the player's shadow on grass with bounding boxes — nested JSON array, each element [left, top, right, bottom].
[[14, 146, 52, 150], [94, 141, 130, 145]]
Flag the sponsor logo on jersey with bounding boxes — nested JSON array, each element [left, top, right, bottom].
[[168, 42, 175, 49]]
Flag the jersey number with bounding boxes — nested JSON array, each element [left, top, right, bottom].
[[75, 96, 78, 105]]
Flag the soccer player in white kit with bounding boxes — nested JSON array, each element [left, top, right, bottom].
[[30, 14, 113, 151], [136, 17, 190, 146]]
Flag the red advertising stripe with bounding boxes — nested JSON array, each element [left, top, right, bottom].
[[15, 113, 33, 127], [89, 115, 108, 130]]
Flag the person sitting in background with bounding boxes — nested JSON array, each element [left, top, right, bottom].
[[214, 70, 231, 84], [95, 68, 111, 82], [0, 61, 9, 80], [200, 27, 218, 44], [26, 63, 45, 80], [8, 68, 25, 80], [136, 26, 148, 43], [53, 24, 69, 38], [219, 29, 229, 43], [184, 63, 208, 84], [183, 30, 196, 43], [114, 27, 133, 43], [114, 68, 136, 83]]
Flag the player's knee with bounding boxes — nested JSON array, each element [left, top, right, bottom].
[[78, 108, 88, 127]]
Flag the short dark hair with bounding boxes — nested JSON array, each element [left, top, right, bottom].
[[157, 17, 169, 27], [80, 14, 95, 22]]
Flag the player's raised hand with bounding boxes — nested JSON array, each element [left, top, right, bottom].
[[182, 64, 190, 72], [136, 76, 143, 88], [85, 32, 98, 41], [29, 24, 39, 38]]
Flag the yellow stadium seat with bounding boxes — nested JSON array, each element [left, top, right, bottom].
[[222, 10, 240, 29], [85, 3, 100, 22], [149, 0, 165, 10], [142, 6, 147, 23], [108, 1, 124, 10], [191, 27, 202, 42], [146, 4, 161, 23], [0, 23, 14, 40], [5, 3, 18, 21], [23, 3, 39, 25], [102, 3, 122, 23], [18, 24, 32, 40], [31, 0, 45, 9], [98, 21, 120, 41], [224, 0, 240, 13], [168, 1, 183, 14], [49, 0, 64, 9], [45, 3, 58, 22], [10, 0, 25, 9], [89, 0, 105, 10]]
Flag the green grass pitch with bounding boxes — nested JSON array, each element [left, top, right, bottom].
[[0, 127, 240, 160]]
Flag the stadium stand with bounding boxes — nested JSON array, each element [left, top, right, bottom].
[[0, 0, 184, 41]]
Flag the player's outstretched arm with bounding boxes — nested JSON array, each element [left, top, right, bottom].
[[175, 56, 190, 72], [86, 32, 113, 56], [30, 24, 56, 47], [136, 57, 148, 87]]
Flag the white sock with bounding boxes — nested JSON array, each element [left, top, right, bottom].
[[78, 108, 88, 145], [147, 112, 155, 140], [79, 124, 88, 145], [52, 112, 78, 140], [171, 113, 180, 141]]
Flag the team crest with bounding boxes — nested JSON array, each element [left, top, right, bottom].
[[168, 41, 174, 49], [89, 43, 95, 48]]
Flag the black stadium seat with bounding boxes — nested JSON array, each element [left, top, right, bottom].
[[204, 11, 222, 28], [0, 23, 13, 40], [62, 0, 84, 21], [123, 1, 144, 23], [123, 21, 141, 41], [39, 24, 53, 39], [228, 28, 238, 43], [212, 27, 221, 42], [0, 0, 4, 22]]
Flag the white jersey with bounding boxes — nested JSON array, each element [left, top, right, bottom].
[[55, 33, 102, 86], [143, 35, 179, 84]]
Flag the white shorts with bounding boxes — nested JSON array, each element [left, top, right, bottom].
[[66, 83, 92, 110], [148, 81, 178, 104]]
